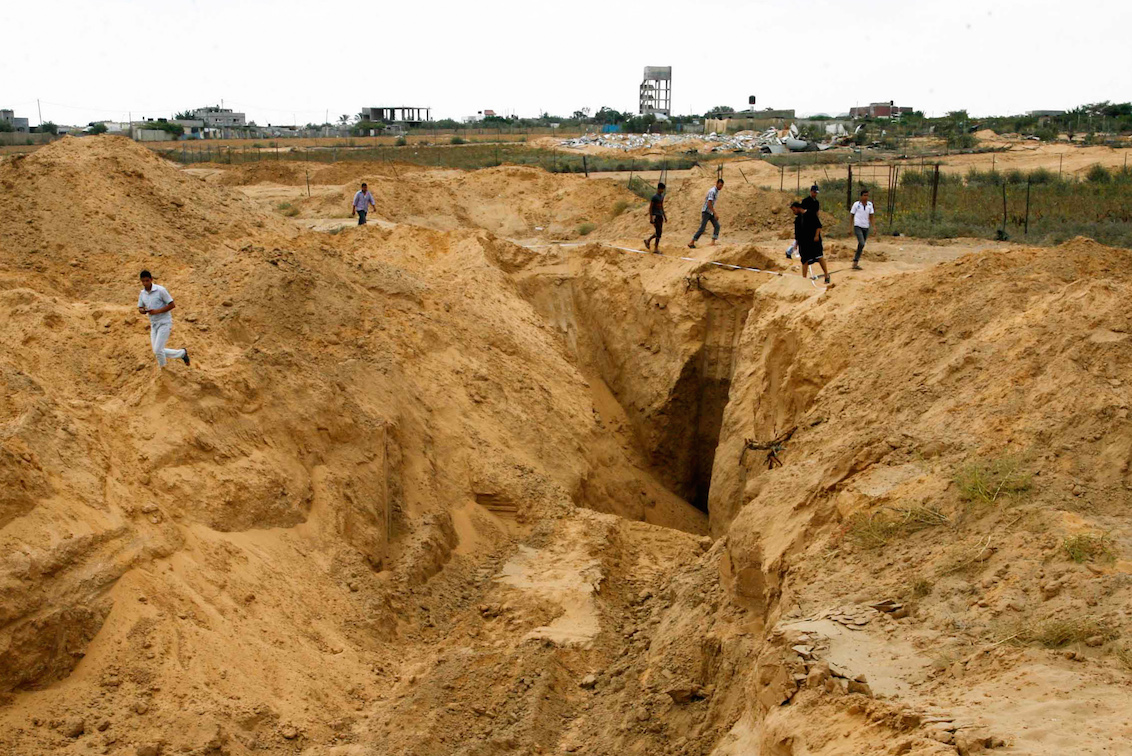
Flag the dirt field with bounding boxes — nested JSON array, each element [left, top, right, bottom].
[[2, 135, 1130, 756]]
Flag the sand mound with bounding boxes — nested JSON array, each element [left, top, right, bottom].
[[0, 136, 288, 300], [291, 164, 643, 238], [217, 161, 307, 186], [2, 135, 1130, 756], [593, 175, 801, 244]]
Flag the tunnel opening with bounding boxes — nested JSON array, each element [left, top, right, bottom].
[[658, 356, 733, 513]]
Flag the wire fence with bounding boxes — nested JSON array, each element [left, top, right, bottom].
[[811, 161, 1132, 248], [153, 142, 710, 175]]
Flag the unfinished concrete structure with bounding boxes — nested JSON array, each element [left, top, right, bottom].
[[849, 101, 914, 119], [0, 109, 30, 132], [192, 106, 246, 128], [362, 107, 431, 126], [639, 67, 671, 117]]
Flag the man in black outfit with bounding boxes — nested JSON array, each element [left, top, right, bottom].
[[792, 199, 830, 285], [644, 182, 668, 253]]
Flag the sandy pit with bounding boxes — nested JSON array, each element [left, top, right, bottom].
[[1, 135, 1130, 756]]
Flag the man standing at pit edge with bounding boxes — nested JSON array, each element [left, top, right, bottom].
[[849, 188, 875, 270], [351, 182, 377, 225], [137, 270, 190, 369], [688, 178, 724, 249], [644, 182, 667, 253]]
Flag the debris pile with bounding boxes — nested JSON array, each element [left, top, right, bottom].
[[558, 127, 821, 154]]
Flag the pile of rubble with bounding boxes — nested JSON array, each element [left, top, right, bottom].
[[558, 125, 834, 154]]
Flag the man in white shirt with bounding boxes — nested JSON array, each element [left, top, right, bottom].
[[351, 182, 377, 225], [688, 179, 724, 248], [849, 189, 876, 270], [137, 270, 189, 369]]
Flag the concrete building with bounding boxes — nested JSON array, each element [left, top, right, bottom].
[[850, 102, 914, 119], [0, 109, 30, 132], [639, 66, 672, 117], [192, 106, 247, 128], [361, 107, 431, 126], [1027, 110, 1066, 117]]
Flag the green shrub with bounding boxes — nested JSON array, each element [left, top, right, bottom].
[[1086, 164, 1112, 183], [394, 136, 407, 147], [577, 222, 596, 236], [966, 168, 1002, 187], [450, 136, 466, 145], [947, 133, 976, 149]]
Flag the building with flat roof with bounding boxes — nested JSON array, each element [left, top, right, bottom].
[[192, 106, 246, 128], [0, 109, 30, 132], [361, 107, 431, 126], [640, 67, 672, 117], [850, 101, 914, 119]]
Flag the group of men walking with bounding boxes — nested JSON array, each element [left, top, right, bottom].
[[135, 178, 878, 369], [643, 178, 877, 286]]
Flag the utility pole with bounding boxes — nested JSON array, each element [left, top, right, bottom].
[[37, 99, 42, 126]]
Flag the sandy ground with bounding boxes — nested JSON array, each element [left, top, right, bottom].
[[2, 136, 1130, 756]]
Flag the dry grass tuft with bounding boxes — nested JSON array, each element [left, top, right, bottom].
[[1114, 645, 1132, 672], [1002, 616, 1117, 648], [847, 504, 951, 548], [955, 457, 1031, 507], [1063, 533, 1115, 563]]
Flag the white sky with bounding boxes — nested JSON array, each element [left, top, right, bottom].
[[3, 0, 1129, 126]]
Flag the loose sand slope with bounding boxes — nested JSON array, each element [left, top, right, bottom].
[[1, 136, 1129, 756]]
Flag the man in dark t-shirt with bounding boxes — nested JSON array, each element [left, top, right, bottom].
[[644, 182, 668, 253], [800, 184, 822, 234], [792, 197, 830, 285]]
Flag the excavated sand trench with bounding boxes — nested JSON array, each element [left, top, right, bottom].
[[5, 139, 1132, 756], [515, 248, 753, 516]]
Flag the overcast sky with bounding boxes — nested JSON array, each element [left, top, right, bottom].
[[3, 0, 1129, 126]]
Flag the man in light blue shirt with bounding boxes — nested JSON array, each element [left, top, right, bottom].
[[351, 182, 377, 225], [688, 179, 723, 248], [137, 270, 189, 368]]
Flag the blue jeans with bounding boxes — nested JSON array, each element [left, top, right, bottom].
[[692, 211, 720, 241]]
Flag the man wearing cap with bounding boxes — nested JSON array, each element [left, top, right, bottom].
[[351, 182, 377, 226], [137, 270, 190, 369]]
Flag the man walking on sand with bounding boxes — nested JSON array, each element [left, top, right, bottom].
[[137, 270, 190, 369], [801, 183, 822, 234], [688, 178, 724, 248], [849, 189, 875, 270], [351, 182, 376, 225], [644, 182, 668, 253], [791, 200, 830, 285]]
